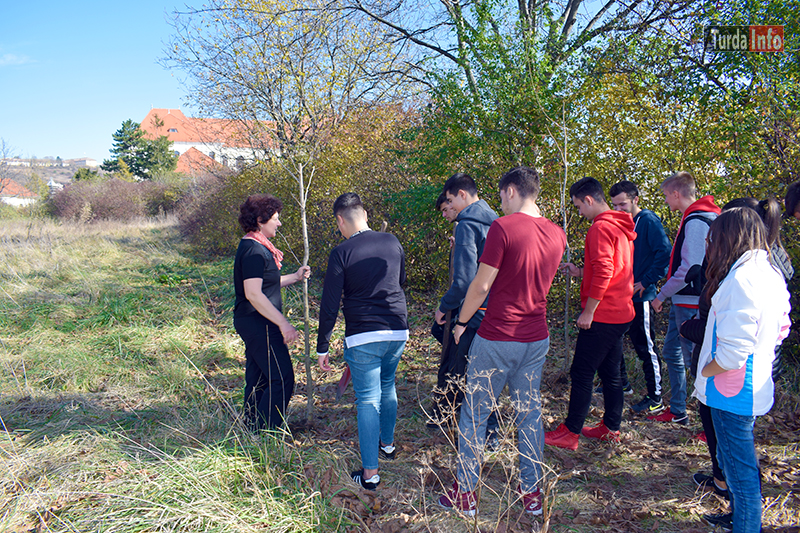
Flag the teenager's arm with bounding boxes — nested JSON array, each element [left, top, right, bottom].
[[452, 262, 499, 343], [577, 297, 600, 329], [438, 224, 479, 314], [639, 216, 671, 289], [657, 218, 709, 300], [585, 226, 614, 302], [316, 251, 344, 357]]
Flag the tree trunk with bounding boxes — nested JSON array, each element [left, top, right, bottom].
[[560, 107, 573, 374], [298, 162, 314, 421]]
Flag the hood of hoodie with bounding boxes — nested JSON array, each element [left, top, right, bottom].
[[456, 199, 498, 228], [594, 209, 636, 241], [682, 195, 721, 221]]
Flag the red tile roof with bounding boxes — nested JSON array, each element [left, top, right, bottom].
[[140, 108, 273, 150], [0, 178, 38, 198], [175, 147, 224, 175]]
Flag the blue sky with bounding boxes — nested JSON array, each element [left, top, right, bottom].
[[0, 1, 191, 162]]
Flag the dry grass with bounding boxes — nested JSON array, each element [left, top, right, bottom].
[[1, 216, 799, 532]]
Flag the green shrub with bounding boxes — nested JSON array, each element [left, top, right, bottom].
[[177, 168, 292, 258]]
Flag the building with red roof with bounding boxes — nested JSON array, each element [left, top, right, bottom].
[[139, 109, 276, 174], [0, 177, 39, 207]]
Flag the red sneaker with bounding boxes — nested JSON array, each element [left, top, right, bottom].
[[518, 485, 543, 515], [438, 482, 477, 517], [647, 407, 688, 425], [580, 421, 620, 442], [695, 431, 707, 443], [544, 423, 579, 450]]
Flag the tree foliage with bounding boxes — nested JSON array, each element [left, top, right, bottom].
[[73, 168, 102, 183], [101, 119, 178, 180]]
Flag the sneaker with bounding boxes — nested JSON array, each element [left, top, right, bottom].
[[351, 469, 380, 491], [692, 472, 729, 499], [518, 485, 543, 516], [426, 407, 443, 429], [379, 441, 396, 460], [594, 384, 634, 395], [702, 512, 732, 531], [695, 431, 707, 443], [581, 421, 621, 442], [438, 482, 477, 517], [544, 423, 579, 450], [631, 395, 665, 414], [647, 407, 688, 425]]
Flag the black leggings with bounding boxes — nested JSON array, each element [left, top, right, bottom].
[[698, 402, 725, 482], [234, 315, 295, 430]]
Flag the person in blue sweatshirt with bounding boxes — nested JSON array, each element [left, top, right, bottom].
[[608, 180, 671, 414], [430, 173, 499, 440]]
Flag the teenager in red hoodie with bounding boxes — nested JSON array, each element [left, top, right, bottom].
[[545, 177, 636, 450]]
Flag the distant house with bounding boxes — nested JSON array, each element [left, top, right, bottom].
[[1, 158, 30, 168], [64, 158, 100, 168], [140, 108, 276, 175], [0, 178, 38, 207], [47, 179, 65, 194]]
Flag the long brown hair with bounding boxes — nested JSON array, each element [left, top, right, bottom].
[[705, 207, 769, 298], [721, 196, 783, 247]]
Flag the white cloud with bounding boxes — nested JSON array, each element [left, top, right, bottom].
[[0, 53, 32, 66]]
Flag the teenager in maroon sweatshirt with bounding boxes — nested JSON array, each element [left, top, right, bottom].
[[545, 177, 636, 450]]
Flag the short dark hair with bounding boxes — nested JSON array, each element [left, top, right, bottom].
[[785, 181, 800, 218], [569, 177, 606, 203], [333, 192, 365, 221], [609, 180, 639, 200], [238, 194, 282, 233], [442, 172, 478, 198], [435, 192, 447, 211], [498, 166, 540, 199]]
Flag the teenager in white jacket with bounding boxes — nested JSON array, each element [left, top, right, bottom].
[[693, 208, 791, 532]]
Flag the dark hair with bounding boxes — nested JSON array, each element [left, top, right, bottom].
[[442, 172, 478, 198], [722, 197, 782, 247], [238, 194, 282, 233], [785, 181, 800, 218], [333, 192, 365, 221], [435, 192, 447, 211], [498, 166, 540, 199], [609, 180, 639, 200], [569, 176, 606, 203], [661, 171, 696, 199], [705, 207, 769, 298]]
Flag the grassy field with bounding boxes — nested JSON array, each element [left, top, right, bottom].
[[1, 217, 799, 532]]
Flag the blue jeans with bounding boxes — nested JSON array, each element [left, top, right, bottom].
[[458, 335, 549, 493], [660, 304, 696, 415], [343, 340, 406, 470], [712, 408, 761, 532]]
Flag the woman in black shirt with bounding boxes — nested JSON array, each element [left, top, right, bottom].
[[233, 194, 310, 430]]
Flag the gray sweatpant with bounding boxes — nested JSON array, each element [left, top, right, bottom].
[[456, 334, 549, 494]]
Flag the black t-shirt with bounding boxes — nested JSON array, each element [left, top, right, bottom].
[[233, 238, 281, 318]]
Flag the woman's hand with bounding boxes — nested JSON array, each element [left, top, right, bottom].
[[280, 322, 300, 344], [295, 265, 311, 283]]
